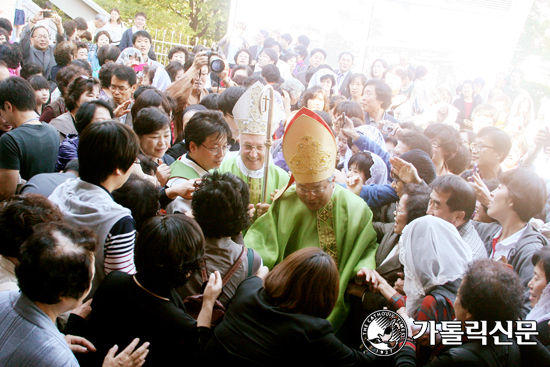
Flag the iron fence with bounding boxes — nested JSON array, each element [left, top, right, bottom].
[[151, 29, 209, 66]]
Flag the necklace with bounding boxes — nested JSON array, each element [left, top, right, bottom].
[[133, 275, 170, 301]]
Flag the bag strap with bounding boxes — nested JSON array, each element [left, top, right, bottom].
[[247, 247, 254, 276], [429, 291, 453, 320], [200, 259, 208, 283], [221, 245, 247, 286]]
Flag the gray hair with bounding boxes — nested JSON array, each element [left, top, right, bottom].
[[281, 78, 305, 100], [96, 14, 110, 23]]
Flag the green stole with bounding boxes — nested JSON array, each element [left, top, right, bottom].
[[218, 156, 290, 206], [169, 159, 201, 180]]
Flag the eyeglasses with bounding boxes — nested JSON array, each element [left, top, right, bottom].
[[296, 186, 327, 196], [470, 142, 495, 154], [242, 144, 266, 153], [390, 171, 402, 183], [201, 144, 231, 156], [109, 84, 131, 92]]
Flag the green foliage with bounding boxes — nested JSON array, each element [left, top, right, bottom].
[[512, 0, 550, 65], [95, 0, 229, 46]]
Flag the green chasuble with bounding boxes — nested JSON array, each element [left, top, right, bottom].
[[244, 184, 378, 331], [218, 156, 290, 205]]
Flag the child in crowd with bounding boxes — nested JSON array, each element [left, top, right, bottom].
[[27, 74, 50, 115]]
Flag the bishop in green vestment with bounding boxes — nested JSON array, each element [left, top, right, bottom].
[[244, 108, 378, 331], [219, 81, 289, 209]]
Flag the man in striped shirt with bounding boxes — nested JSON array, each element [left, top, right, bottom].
[[49, 121, 140, 297]]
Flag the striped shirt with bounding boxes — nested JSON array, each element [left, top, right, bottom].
[[458, 220, 488, 259], [104, 216, 136, 275]]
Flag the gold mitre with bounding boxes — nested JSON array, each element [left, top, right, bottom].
[[282, 108, 336, 184], [232, 81, 284, 135]]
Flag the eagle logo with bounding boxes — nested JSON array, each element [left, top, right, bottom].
[[361, 310, 408, 356]]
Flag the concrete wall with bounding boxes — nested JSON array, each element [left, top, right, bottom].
[[48, 0, 108, 20]]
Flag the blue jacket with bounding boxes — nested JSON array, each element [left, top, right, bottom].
[[56, 134, 79, 172]]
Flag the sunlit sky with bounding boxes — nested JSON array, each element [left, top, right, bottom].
[[228, 0, 539, 92]]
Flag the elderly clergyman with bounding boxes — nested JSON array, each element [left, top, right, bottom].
[[218, 81, 289, 219], [244, 108, 378, 331]]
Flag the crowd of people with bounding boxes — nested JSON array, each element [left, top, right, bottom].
[[0, 8, 550, 367]]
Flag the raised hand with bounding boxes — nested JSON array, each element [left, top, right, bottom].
[[390, 156, 421, 184]]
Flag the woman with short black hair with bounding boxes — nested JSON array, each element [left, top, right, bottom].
[[301, 86, 328, 111], [55, 100, 113, 172], [78, 214, 221, 366], [179, 171, 262, 307], [112, 174, 160, 232], [348, 73, 368, 103], [424, 122, 462, 176], [50, 75, 100, 143], [89, 30, 112, 78], [132, 107, 174, 186]]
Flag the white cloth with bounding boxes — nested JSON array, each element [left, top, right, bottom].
[[277, 60, 292, 81], [166, 155, 208, 214], [355, 124, 387, 152], [365, 152, 388, 185], [308, 68, 338, 96], [491, 225, 528, 260], [0, 256, 17, 292], [116, 47, 144, 65], [399, 216, 472, 314], [236, 154, 264, 179], [526, 283, 550, 323], [104, 22, 126, 44]]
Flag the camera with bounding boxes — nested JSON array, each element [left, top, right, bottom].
[[206, 46, 225, 74], [43, 10, 55, 18], [383, 123, 395, 135]]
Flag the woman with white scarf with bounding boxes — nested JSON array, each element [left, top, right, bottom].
[[116, 47, 171, 91], [357, 215, 472, 316], [308, 68, 338, 97], [356, 215, 472, 362]]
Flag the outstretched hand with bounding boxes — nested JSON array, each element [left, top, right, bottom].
[[166, 178, 199, 200], [114, 100, 132, 118], [256, 202, 270, 217], [155, 161, 171, 187], [340, 115, 360, 141], [102, 338, 149, 367], [468, 172, 491, 207], [65, 334, 96, 354], [203, 271, 223, 303]]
